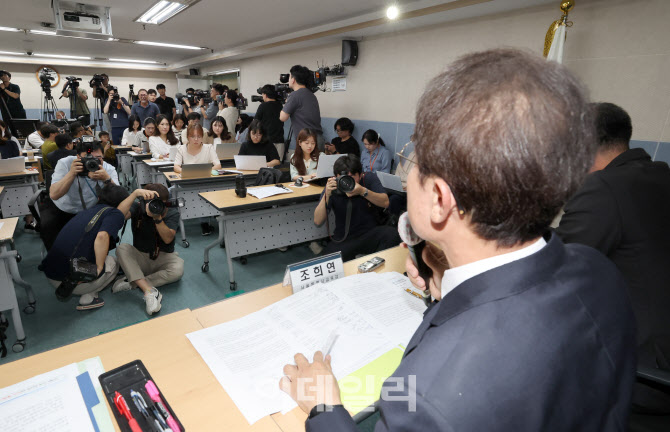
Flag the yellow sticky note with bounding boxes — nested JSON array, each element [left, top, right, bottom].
[[338, 347, 404, 415]]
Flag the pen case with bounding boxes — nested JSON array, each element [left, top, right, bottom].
[[99, 359, 185, 432]]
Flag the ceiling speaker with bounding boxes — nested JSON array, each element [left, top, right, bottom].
[[342, 40, 358, 66]]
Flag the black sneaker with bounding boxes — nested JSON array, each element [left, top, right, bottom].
[[23, 218, 37, 233], [201, 222, 212, 236]]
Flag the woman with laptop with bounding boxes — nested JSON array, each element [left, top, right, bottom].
[[208, 116, 236, 145], [149, 115, 180, 159], [290, 128, 324, 181], [122, 115, 142, 146], [238, 120, 280, 167], [172, 113, 187, 144], [360, 129, 392, 173]]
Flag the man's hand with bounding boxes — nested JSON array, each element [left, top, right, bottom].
[[89, 167, 110, 182], [134, 189, 159, 201], [324, 142, 336, 155], [403, 242, 449, 299], [279, 352, 341, 414], [218, 101, 224, 111], [324, 177, 337, 201], [0, 83, 5, 90], [69, 159, 84, 177], [198, 99, 205, 107], [345, 182, 365, 198]]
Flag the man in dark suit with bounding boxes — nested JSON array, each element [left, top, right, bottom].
[[277, 49, 637, 431], [557, 102, 670, 412]]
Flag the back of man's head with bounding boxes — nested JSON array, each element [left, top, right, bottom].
[[414, 48, 595, 247], [70, 122, 84, 137], [36, 121, 48, 132], [212, 84, 225, 95], [261, 84, 278, 100], [144, 183, 169, 201], [40, 124, 59, 138], [187, 111, 201, 121], [333, 154, 363, 176], [592, 102, 632, 152], [55, 133, 72, 149], [289, 65, 311, 87], [98, 183, 129, 208], [156, 84, 166, 90]]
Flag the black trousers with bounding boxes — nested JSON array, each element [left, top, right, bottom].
[[322, 225, 401, 262], [39, 198, 75, 250]]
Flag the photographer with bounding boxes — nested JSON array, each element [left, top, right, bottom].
[[216, 89, 239, 139], [113, 183, 184, 315], [46, 133, 76, 170], [130, 89, 160, 125], [41, 140, 119, 250], [62, 78, 90, 125], [0, 71, 26, 126], [90, 74, 110, 131], [280, 65, 323, 150], [155, 84, 176, 122], [255, 84, 284, 144], [197, 83, 225, 130], [177, 88, 195, 115], [41, 184, 157, 310], [103, 87, 131, 146], [314, 154, 399, 261]]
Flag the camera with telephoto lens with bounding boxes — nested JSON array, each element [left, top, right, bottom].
[[38, 68, 55, 93], [89, 74, 104, 87], [108, 85, 119, 102], [138, 196, 184, 216], [195, 89, 211, 104], [75, 137, 101, 176], [333, 171, 356, 195], [55, 257, 99, 301]]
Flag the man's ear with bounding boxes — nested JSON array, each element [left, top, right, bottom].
[[431, 178, 458, 224]]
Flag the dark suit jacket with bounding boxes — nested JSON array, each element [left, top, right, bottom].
[[306, 233, 636, 431], [557, 148, 670, 368]]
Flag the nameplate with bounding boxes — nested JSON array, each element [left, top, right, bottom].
[[283, 252, 345, 294]]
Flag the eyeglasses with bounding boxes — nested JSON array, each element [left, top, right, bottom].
[[396, 141, 465, 215]]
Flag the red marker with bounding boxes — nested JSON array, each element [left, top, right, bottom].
[[114, 391, 142, 432]]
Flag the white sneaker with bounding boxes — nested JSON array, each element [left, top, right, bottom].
[[144, 288, 162, 315], [112, 276, 132, 293], [309, 241, 323, 255]]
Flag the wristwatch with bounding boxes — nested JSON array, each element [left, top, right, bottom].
[[362, 188, 368, 197], [103, 178, 112, 185], [154, 218, 164, 224]]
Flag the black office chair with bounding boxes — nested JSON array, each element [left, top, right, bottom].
[[254, 167, 282, 186]]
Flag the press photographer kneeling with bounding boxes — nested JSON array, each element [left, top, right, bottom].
[[41, 140, 119, 250], [41, 185, 157, 310], [314, 154, 400, 261], [113, 184, 184, 316]]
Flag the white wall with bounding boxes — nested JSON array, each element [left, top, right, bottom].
[[0, 63, 178, 114], [196, 0, 670, 143]]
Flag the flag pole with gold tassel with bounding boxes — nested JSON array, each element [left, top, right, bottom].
[[544, 0, 575, 63]]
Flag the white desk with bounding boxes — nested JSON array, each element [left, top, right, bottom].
[[0, 169, 40, 217]]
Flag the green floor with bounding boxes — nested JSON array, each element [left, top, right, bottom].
[[1, 218, 316, 363]]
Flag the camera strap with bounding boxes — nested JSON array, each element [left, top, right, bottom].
[[70, 206, 112, 260], [76, 177, 99, 211], [326, 198, 352, 244]]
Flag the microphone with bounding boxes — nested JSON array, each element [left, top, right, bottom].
[[398, 212, 433, 306]]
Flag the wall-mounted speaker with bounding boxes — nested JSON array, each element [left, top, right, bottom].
[[189, 68, 200, 76], [342, 40, 358, 66]]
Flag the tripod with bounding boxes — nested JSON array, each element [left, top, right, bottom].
[[0, 90, 17, 137], [40, 85, 58, 123]]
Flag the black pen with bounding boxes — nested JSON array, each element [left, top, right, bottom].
[[143, 389, 172, 432]]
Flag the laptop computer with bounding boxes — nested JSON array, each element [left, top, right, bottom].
[[0, 157, 26, 175], [216, 143, 242, 160], [377, 171, 405, 192], [234, 155, 266, 171], [305, 154, 348, 182], [181, 163, 213, 179]]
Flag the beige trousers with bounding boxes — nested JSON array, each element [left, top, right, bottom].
[[115, 243, 184, 288], [48, 255, 119, 304]]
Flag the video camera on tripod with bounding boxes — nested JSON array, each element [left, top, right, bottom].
[[60, 76, 82, 98], [89, 74, 107, 98], [38, 68, 55, 94]]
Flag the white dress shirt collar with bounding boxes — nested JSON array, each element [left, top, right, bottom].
[[440, 237, 547, 299]]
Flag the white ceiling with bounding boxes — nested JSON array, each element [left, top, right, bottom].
[[0, 0, 559, 70]]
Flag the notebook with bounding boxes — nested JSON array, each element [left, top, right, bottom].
[[234, 155, 266, 171], [377, 171, 405, 192]]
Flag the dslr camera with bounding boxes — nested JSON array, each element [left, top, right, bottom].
[[76, 137, 102, 175], [55, 257, 100, 301], [108, 85, 120, 102], [333, 171, 356, 196], [138, 196, 184, 216]]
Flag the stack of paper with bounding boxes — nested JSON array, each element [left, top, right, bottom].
[[187, 272, 426, 424], [247, 185, 294, 200], [0, 358, 114, 432]]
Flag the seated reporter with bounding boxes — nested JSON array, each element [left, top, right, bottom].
[[314, 154, 399, 261], [132, 117, 156, 153], [180, 111, 212, 145], [0, 121, 20, 159], [42, 141, 119, 250], [290, 128, 323, 181], [113, 183, 183, 316], [26, 121, 47, 149], [209, 116, 236, 144], [47, 133, 76, 169], [122, 115, 142, 146], [148, 114, 180, 159], [281, 49, 636, 431], [360, 129, 391, 173], [238, 120, 280, 167], [41, 184, 155, 310], [325, 117, 359, 157], [34, 123, 59, 170]]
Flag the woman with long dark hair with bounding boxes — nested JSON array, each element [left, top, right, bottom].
[[208, 116, 236, 144], [149, 114, 180, 159], [290, 128, 323, 180], [0, 120, 20, 159], [238, 119, 280, 167], [122, 115, 142, 146], [360, 129, 392, 173]]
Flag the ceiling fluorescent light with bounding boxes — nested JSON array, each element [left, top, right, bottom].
[[0, 51, 25, 56], [34, 53, 91, 60], [136, 1, 190, 25], [134, 40, 204, 50], [109, 58, 160, 64], [207, 68, 240, 76], [29, 29, 57, 36], [0, 26, 20, 32]]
